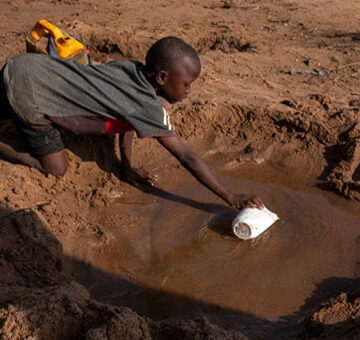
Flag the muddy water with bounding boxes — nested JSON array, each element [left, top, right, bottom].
[[76, 164, 360, 325]]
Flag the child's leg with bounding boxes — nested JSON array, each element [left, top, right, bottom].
[[0, 121, 68, 176], [0, 69, 46, 171], [39, 149, 67, 176], [1, 70, 67, 176], [18, 124, 68, 176], [0, 136, 67, 176], [0, 137, 43, 171]]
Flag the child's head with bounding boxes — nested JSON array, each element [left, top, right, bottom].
[[145, 37, 201, 104]]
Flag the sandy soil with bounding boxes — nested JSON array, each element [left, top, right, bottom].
[[0, 0, 360, 339]]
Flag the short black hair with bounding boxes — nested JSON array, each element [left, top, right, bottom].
[[145, 36, 200, 75]]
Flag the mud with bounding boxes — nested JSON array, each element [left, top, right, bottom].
[[0, 0, 360, 339], [73, 165, 360, 337]]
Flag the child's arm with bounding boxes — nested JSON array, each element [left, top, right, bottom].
[[157, 135, 264, 209], [119, 131, 157, 186], [119, 130, 134, 175]]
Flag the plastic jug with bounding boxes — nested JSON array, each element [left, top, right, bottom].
[[232, 207, 279, 240], [25, 19, 88, 65]]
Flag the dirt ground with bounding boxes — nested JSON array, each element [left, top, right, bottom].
[[0, 0, 360, 339]]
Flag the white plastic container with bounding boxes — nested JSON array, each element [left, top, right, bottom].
[[232, 207, 279, 240]]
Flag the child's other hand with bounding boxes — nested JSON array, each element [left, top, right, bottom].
[[228, 194, 264, 210], [121, 167, 158, 187]]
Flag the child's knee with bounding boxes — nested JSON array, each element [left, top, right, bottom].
[[48, 165, 67, 177], [40, 150, 67, 177]]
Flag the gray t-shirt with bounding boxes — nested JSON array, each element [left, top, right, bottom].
[[3, 54, 174, 137]]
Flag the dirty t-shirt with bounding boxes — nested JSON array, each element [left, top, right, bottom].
[[2, 53, 174, 138]]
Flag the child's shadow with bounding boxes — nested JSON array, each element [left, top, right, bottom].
[[62, 131, 235, 215], [139, 184, 235, 214]]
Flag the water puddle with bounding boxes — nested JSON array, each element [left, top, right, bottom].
[[74, 164, 360, 324]]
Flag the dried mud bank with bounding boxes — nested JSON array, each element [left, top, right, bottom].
[[175, 94, 360, 201], [303, 291, 360, 339]]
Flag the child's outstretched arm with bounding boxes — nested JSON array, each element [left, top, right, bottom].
[[119, 131, 157, 186], [157, 136, 264, 209]]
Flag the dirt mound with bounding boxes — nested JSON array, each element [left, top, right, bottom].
[[303, 290, 360, 339], [196, 32, 251, 54], [0, 209, 71, 288]]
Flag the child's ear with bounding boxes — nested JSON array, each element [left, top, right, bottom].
[[156, 70, 168, 86]]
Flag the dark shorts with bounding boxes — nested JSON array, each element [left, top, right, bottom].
[[0, 68, 64, 157], [20, 125, 64, 157]]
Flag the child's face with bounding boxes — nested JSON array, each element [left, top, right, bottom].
[[156, 57, 201, 104]]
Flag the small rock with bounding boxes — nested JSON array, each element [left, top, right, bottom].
[[349, 99, 360, 107]]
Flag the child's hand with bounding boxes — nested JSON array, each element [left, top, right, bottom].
[[228, 194, 264, 210], [121, 167, 158, 187]]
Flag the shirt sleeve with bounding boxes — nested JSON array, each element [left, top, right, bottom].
[[125, 106, 175, 138], [105, 118, 134, 134]]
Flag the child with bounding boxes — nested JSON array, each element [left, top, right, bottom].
[[0, 36, 263, 210]]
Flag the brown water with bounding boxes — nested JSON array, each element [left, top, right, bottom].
[[75, 164, 360, 327]]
